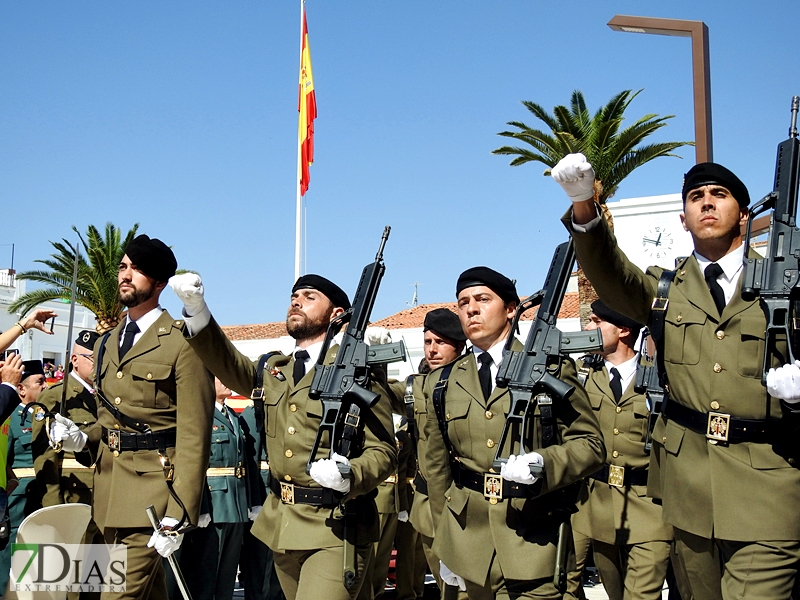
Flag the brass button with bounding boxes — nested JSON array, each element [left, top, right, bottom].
[[713, 363, 722, 373], [662, 436, 667, 443], [613, 428, 620, 435], [113, 450, 119, 457], [615, 406, 622, 414], [289, 404, 297, 412], [116, 372, 123, 379], [612, 450, 619, 458], [676, 314, 683, 322], [716, 330, 725, 340], [790, 458, 796, 465], [710, 401, 720, 410], [445, 495, 451, 502], [284, 475, 292, 482], [146, 373, 153, 380], [486, 439, 495, 448], [489, 497, 498, 505], [288, 427, 296, 435], [485, 410, 493, 419], [114, 397, 121, 405], [446, 413, 451, 420], [284, 449, 293, 458], [113, 424, 120, 430]]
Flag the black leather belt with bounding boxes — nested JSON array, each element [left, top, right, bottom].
[[101, 427, 177, 452], [269, 477, 339, 507], [454, 465, 533, 502], [590, 464, 648, 487], [663, 397, 777, 444], [413, 471, 428, 495]]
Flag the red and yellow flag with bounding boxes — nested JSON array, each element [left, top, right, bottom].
[[298, 7, 316, 196]]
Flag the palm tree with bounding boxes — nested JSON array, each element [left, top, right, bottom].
[[493, 89, 693, 323], [9, 223, 139, 333]]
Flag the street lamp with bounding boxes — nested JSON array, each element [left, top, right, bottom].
[[608, 15, 712, 163]]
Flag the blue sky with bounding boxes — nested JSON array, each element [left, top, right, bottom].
[[2, 1, 798, 326]]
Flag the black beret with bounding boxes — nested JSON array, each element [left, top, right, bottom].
[[591, 300, 643, 334], [682, 162, 750, 207], [21, 360, 45, 381], [124, 235, 178, 282], [456, 267, 518, 304], [75, 330, 100, 351], [292, 274, 351, 311], [423, 308, 466, 343]]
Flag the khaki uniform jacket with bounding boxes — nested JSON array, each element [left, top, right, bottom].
[[571, 358, 672, 545], [423, 339, 605, 584], [564, 211, 800, 541], [32, 375, 99, 507], [91, 311, 214, 530], [186, 317, 398, 552]]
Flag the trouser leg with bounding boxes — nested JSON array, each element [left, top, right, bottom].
[[673, 528, 722, 600], [214, 522, 245, 600], [100, 527, 168, 600], [274, 545, 371, 600], [564, 528, 589, 600], [717, 539, 799, 600], [622, 540, 671, 600]]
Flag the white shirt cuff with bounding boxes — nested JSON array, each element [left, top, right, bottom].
[[182, 305, 212, 336]]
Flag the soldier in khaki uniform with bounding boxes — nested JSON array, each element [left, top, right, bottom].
[[50, 234, 215, 600], [170, 273, 397, 600], [554, 154, 800, 600], [423, 267, 605, 600], [570, 301, 672, 600]]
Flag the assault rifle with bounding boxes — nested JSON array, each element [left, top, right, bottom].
[[741, 96, 800, 382], [493, 239, 603, 474], [633, 328, 667, 454], [306, 226, 406, 589]]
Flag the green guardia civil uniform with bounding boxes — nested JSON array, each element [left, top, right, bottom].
[[571, 357, 672, 600], [185, 317, 398, 600], [32, 375, 99, 507], [423, 340, 606, 600], [91, 311, 215, 600], [564, 210, 800, 600]]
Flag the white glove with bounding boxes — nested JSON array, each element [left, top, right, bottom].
[[146, 517, 184, 558], [197, 513, 212, 528], [439, 561, 466, 591], [309, 452, 351, 494], [551, 153, 596, 203], [49, 414, 88, 452], [767, 360, 800, 404], [365, 326, 392, 345], [168, 273, 207, 317], [500, 452, 543, 485], [248, 505, 262, 521], [397, 510, 409, 523]]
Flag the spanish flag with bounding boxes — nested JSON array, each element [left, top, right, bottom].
[[298, 6, 316, 196]]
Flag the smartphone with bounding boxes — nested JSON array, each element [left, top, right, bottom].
[[2, 349, 20, 360], [48, 317, 55, 333]]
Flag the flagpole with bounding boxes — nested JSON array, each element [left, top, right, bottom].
[[294, 0, 305, 282]]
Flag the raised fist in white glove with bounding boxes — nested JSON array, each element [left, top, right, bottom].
[[767, 360, 800, 404], [168, 273, 207, 317], [49, 414, 88, 452], [197, 513, 212, 528], [500, 452, 543, 485], [309, 452, 351, 494], [248, 505, 262, 521], [365, 327, 392, 345], [146, 517, 184, 558], [439, 561, 466, 591], [551, 153, 596, 203]]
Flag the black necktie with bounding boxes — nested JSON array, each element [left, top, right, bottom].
[[119, 321, 140, 360], [704, 263, 726, 315], [293, 349, 310, 385], [477, 352, 493, 400], [609, 367, 623, 402]]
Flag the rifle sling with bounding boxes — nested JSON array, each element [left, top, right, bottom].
[[650, 269, 676, 392], [431, 362, 456, 466]]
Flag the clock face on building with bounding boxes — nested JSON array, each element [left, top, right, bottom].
[[641, 226, 675, 260]]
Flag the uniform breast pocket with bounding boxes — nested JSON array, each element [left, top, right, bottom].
[[632, 399, 650, 440], [737, 317, 766, 378], [664, 303, 706, 365], [264, 395, 282, 438], [444, 397, 471, 452], [129, 363, 173, 408], [211, 435, 231, 459]]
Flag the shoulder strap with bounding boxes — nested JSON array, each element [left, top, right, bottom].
[[650, 269, 676, 390], [431, 362, 456, 464], [250, 351, 282, 447], [404, 375, 417, 456]]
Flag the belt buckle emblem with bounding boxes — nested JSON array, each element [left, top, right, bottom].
[[707, 412, 730, 442], [107, 430, 120, 453], [608, 465, 625, 488], [235, 466, 245, 479], [280, 482, 295, 505], [483, 473, 503, 504]]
